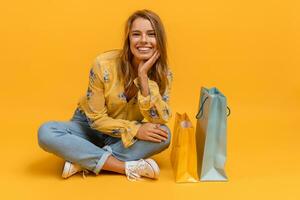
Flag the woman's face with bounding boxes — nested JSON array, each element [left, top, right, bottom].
[[129, 17, 157, 63]]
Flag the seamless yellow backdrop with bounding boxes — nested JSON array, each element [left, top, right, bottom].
[[0, 0, 299, 199]]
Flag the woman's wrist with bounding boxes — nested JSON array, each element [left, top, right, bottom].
[[138, 71, 148, 78]]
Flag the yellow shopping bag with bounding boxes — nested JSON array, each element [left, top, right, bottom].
[[170, 113, 199, 183]]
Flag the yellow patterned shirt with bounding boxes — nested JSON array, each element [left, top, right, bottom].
[[77, 50, 173, 148]]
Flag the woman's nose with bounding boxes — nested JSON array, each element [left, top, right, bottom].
[[141, 34, 147, 42]]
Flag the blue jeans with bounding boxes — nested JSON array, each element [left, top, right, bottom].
[[37, 109, 171, 175]]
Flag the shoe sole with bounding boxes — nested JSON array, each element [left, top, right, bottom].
[[62, 162, 71, 179], [145, 159, 160, 179]]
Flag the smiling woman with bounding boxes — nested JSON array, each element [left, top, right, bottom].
[[37, 9, 173, 181]]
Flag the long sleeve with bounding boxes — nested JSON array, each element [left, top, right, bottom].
[[133, 69, 173, 124], [79, 58, 142, 148]]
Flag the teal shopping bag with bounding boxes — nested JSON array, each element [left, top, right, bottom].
[[195, 87, 230, 181]]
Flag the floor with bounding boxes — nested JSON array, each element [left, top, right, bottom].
[[1, 102, 300, 200]]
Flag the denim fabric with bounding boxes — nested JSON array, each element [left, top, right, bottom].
[[38, 109, 171, 175]]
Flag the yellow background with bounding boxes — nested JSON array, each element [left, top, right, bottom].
[[1, 0, 299, 199]]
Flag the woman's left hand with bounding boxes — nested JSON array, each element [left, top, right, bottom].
[[138, 50, 160, 76]]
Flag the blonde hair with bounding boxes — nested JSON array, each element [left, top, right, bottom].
[[119, 9, 169, 95]]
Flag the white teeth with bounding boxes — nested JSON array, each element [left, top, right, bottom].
[[138, 47, 151, 51]]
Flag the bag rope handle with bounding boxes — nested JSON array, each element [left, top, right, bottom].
[[196, 96, 231, 119]]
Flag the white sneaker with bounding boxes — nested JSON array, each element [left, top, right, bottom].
[[125, 158, 160, 181], [62, 161, 88, 179]]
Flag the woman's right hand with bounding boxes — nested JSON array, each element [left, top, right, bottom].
[[135, 123, 168, 143]]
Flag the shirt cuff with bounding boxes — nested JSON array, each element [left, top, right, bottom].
[[121, 122, 142, 148]]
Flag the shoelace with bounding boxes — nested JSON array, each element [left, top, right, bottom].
[[126, 159, 147, 182], [81, 169, 89, 179]]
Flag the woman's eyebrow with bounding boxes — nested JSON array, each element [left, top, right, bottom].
[[131, 30, 155, 33]]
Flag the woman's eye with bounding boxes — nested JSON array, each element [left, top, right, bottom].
[[149, 33, 156, 36]]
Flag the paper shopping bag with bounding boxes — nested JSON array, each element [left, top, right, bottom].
[[170, 113, 199, 183], [195, 87, 229, 181]]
